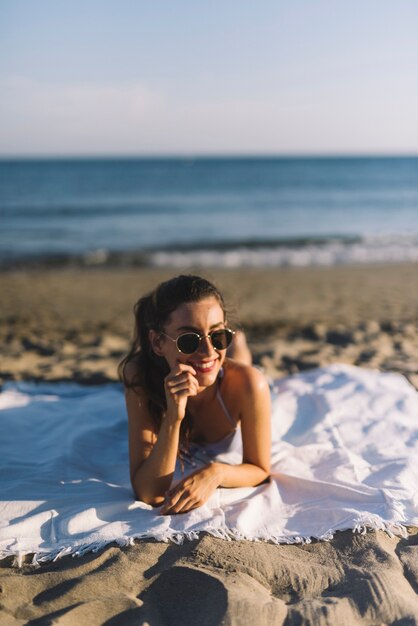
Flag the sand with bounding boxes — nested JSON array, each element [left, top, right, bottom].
[[1, 263, 418, 625]]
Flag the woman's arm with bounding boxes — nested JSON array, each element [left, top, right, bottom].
[[215, 365, 271, 486], [160, 365, 271, 514], [125, 361, 199, 506], [126, 386, 180, 506]]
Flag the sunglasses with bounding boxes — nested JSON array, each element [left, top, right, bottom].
[[160, 328, 235, 354]]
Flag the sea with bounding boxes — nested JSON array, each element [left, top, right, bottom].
[[0, 156, 417, 269]]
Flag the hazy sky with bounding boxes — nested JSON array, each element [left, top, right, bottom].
[[1, 0, 417, 156]]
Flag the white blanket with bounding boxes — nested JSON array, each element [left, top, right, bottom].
[[1, 364, 417, 566]]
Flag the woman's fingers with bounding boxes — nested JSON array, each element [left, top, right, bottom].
[[162, 497, 200, 515], [166, 378, 197, 393], [165, 477, 186, 499], [169, 380, 198, 395], [167, 363, 197, 379], [163, 485, 185, 509], [164, 363, 199, 403], [163, 366, 199, 421], [162, 478, 204, 513], [161, 490, 191, 514], [165, 371, 199, 400], [161, 468, 215, 515], [161, 478, 193, 511], [174, 498, 200, 514], [169, 386, 196, 397], [166, 371, 193, 386], [165, 371, 198, 391]]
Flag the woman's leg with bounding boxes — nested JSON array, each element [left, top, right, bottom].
[[227, 329, 252, 366]]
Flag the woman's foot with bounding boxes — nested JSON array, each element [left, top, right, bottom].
[[227, 329, 252, 366]]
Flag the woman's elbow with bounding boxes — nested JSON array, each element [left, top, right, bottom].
[[131, 474, 165, 507], [255, 462, 271, 484], [259, 469, 271, 484], [132, 485, 165, 507], [252, 459, 271, 476]]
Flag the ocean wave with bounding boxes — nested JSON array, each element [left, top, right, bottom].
[[148, 233, 418, 268], [3, 233, 418, 270]]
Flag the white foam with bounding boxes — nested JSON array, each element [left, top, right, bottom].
[[149, 233, 418, 268]]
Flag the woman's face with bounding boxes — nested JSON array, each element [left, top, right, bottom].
[[151, 296, 227, 389]]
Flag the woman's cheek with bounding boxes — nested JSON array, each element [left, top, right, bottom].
[[171, 354, 193, 372]]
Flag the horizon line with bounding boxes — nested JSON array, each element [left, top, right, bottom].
[[0, 151, 417, 161]]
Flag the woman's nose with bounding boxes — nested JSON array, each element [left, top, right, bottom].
[[197, 335, 216, 355]]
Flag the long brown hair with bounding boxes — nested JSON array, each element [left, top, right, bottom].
[[118, 274, 227, 452]]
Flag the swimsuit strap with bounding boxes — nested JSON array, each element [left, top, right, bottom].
[[216, 367, 236, 427]]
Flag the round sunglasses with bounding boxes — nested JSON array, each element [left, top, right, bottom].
[[160, 328, 235, 354]]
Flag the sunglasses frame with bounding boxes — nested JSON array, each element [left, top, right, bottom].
[[160, 328, 235, 354]]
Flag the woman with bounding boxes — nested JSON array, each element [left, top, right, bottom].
[[119, 274, 271, 515]]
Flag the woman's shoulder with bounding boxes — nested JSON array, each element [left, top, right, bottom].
[[223, 358, 270, 395], [122, 356, 146, 395]]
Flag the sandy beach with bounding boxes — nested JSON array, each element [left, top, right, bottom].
[[1, 263, 418, 625]]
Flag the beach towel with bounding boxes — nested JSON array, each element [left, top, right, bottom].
[[1, 364, 417, 566]]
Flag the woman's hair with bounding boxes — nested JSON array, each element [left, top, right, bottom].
[[118, 274, 227, 455]]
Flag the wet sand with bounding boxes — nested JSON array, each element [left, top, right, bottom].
[[1, 263, 418, 625]]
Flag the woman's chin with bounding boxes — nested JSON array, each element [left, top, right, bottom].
[[195, 370, 216, 387]]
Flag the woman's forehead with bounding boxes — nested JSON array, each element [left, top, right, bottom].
[[167, 297, 224, 327]]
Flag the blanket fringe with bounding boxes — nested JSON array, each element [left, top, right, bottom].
[[353, 513, 408, 539], [1, 516, 410, 568]]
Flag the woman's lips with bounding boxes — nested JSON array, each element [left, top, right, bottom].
[[188, 358, 218, 373]]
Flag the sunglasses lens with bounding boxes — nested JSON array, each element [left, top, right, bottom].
[[175, 329, 234, 353], [211, 329, 233, 350], [177, 333, 200, 354]]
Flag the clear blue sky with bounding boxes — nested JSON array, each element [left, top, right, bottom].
[[1, 0, 417, 156]]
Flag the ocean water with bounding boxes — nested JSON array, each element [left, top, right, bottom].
[[0, 156, 417, 268]]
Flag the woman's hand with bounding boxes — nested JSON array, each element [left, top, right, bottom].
[[160, 463, 222, 515], [164, 362, 199, 423]]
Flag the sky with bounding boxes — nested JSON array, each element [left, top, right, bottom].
[[0, 0, 417, 156]]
